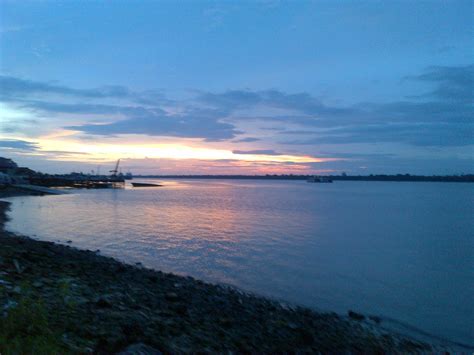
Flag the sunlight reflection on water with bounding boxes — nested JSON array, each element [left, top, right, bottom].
[[5, 179, 474, 344]]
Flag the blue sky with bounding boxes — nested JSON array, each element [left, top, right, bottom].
[[0, 0, 472, 174]]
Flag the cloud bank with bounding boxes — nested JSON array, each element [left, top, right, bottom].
[[1, 65, 472, 167]]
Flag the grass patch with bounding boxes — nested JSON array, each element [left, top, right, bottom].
[[0, 296, 69, 355]]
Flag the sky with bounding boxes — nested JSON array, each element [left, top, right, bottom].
[[0, 0, 472, 175]]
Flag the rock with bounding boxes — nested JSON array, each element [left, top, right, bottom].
[[33, 281, 44, 288], [348, 310, 365, 321], [287, 322, 298, 330], [96, 296, 113, 308], [13, 259, 23, 273], [0, 279, 11, 286], [218, 317, 232, 328], [369, 315, 382, 324], [165, 292, 179, 301], [172, 304, 188, 316], [117, 343, 162, 355], [3, 300, 18, 311]]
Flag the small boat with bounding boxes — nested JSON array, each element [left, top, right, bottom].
[[131, 182, 162, 187], [72, 181, 113, 189], [307, 176, 333, 183], [86, 181, 113, 189]]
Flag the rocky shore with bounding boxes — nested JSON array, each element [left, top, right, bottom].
[[0, 194, 453, 353], [0, 185, 48, 198]]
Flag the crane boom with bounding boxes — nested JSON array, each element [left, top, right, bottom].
[[110, 159, 121, 176]]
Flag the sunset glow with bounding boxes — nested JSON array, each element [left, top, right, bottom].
[[17, 136, 337, 165]]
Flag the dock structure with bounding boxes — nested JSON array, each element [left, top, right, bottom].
[[1, 156, 128, 190], [14, 184, 67, 195], [28, 176, 125, 189], [29, 159, 126, 189]]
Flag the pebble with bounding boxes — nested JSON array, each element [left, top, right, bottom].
[[0, 279, 11, 286], [95, 296, 113, 308], [117, 343, 162, 355], [348, 310, 365, 321], [33, 281, 44, 288], [165, 292, 179, 301]]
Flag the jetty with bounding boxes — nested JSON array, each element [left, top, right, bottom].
[[14, 184, 67, 195], [28, 159, 126, 189]]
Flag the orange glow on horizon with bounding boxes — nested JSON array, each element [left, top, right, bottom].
[[1, 133, 343, 174], [18, 137, 340, 165]]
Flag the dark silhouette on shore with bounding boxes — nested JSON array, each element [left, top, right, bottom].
[[135, 174, 474, 183]]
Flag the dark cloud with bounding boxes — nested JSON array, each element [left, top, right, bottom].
[[232, 149, 282, 155], [233, 137, 261, 143], [19, 99, 166, 117], [282, 122, 473, 147], [408, 65, 473, 103], [2, 64, 472, 147], [1, 76, 237, 141], [67, 109, 240, 141], [316, 151, 396, 159], [199, 65, 473, 147], [0, 75, 131, 99], [0, 139, 39, 151], [40, 150, 90, 156], [199, 89, 353, 117]]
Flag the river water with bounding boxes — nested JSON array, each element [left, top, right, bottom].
[[5, 179, 473, 344]]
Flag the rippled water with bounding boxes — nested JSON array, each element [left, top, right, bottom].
[[5, 179, 474, 344]]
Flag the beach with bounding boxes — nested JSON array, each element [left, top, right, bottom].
[[0, 191, 463, 353]]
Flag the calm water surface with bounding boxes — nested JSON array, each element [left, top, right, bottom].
[[5, 180, 474, 344]]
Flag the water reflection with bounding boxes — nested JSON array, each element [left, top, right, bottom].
[[5, 180, 474, 344]]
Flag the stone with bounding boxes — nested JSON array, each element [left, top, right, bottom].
[[33, 281, 44, 288], [348, 310, 365, 321], [0, 279, 11, 286], [3, 300, 18, 311], [369, 315, 382, 324], [96, 296, 113, 308], [13, 259, 23, 273], [117, 343, 162, 355], [165, 292, 179, 301]]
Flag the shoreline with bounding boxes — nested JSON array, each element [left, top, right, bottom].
[[0, 192, 468, 353]]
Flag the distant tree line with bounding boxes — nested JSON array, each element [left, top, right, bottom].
[[136, 174, 474, 183]]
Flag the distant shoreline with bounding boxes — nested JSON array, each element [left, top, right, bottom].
[[134, 174, 474, 183]]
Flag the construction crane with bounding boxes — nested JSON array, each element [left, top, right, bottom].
[[110, 159, 121, 177]]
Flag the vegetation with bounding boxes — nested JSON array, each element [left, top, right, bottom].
[[136, 173, 474, 182], [0, 295, 68, 355]]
